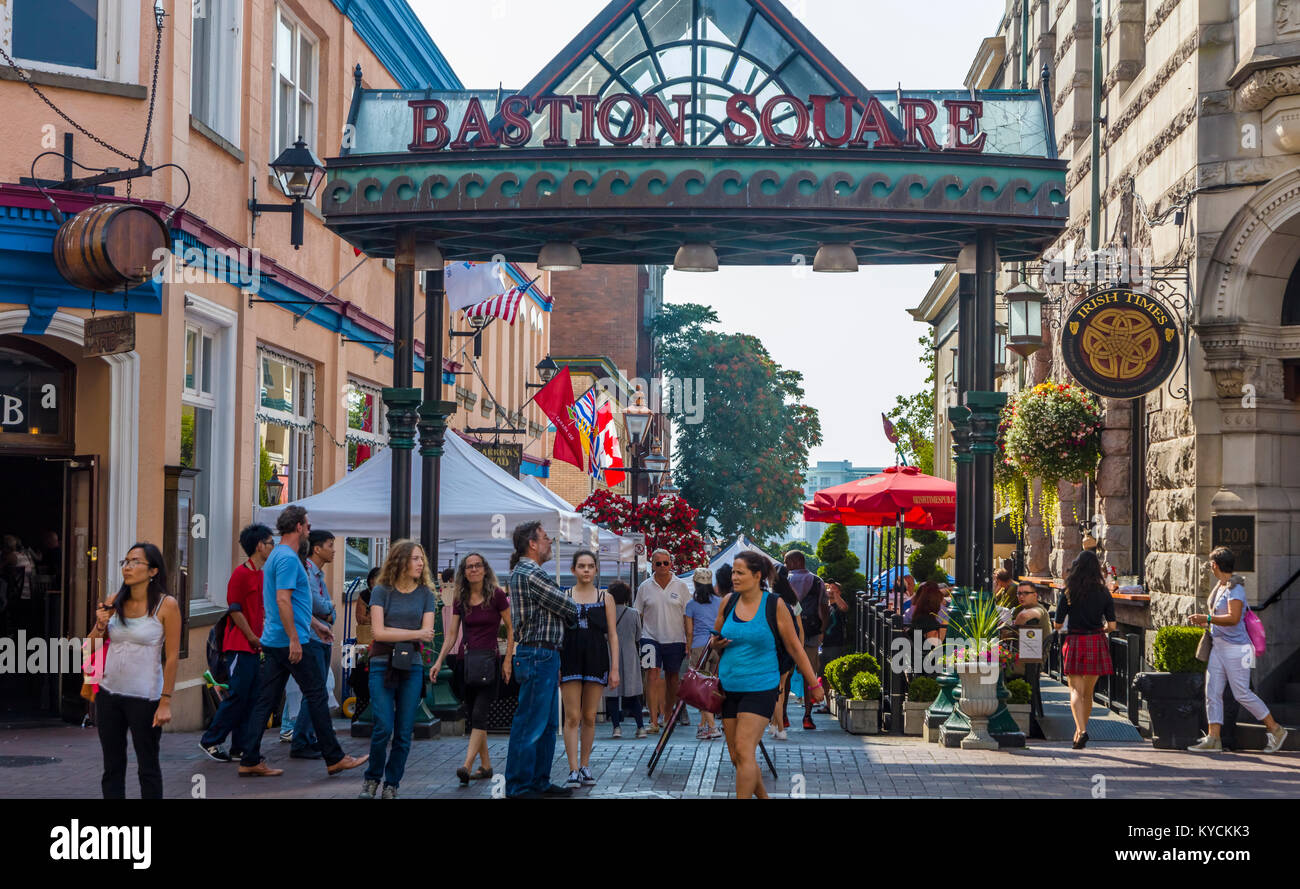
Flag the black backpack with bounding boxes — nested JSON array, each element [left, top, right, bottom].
[[723, 593, 796, 676], [206, 613, 231, 684], [799, 576, 825, 637]]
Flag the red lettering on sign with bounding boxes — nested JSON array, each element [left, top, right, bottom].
[[408, 99, 450, 151], [534, 95, 575, 147], [724, 93, 758, 146], [810, 95, 853, 148], [449, 97, 498, 150], [645, 94, 690, 146], [760, 94, 810, 147], [943, 100, 986, 152], [899, 98, 940, 150], [499, 95, 533, 147], [597, 94, 646, 145], [850, 96, 900, 148], [573, 95, 600, 146]]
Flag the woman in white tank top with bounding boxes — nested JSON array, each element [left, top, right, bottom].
[[87, 543, 181, 799]]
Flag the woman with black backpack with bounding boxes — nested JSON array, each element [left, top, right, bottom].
[[710, 551, 823, 799]]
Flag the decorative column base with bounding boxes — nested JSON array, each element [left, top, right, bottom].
[[417, 399, 458, 457], [382, 387, 423, 448]]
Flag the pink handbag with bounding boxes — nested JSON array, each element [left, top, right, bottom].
[[677, 646, 724, 715], [1244, 609, 1266, 658]]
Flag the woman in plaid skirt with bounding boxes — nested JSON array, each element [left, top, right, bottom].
[[1052, 550, 1116, 749]]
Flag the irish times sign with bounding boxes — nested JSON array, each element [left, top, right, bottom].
[[1060, 288, 1181, 400]]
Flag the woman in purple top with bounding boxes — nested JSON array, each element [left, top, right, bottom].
[[431, 553, 513, 785]]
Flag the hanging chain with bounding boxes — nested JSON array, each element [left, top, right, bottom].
[[0, 15, 166, 198]]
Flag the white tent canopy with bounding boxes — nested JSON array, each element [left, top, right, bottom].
[[681, 535, 772, 582], [521, 476, 638, 564], [254, 431, 584, 543]]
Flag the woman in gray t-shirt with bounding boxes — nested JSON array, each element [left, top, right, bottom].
[[360, 540, 437, 798]]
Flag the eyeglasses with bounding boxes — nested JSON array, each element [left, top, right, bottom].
[[465, 563, 485, 571], [653, 561, 670, 567], [119, 558, 148, 568]]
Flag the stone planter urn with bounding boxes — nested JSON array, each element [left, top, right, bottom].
[[956, 661, 1000, 750], [844, 697, 880, 735], [903, 700, 930, 736], [829, 693, 845, 719], [1006, 703, 1032, 736]]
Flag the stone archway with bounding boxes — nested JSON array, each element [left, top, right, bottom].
[[1195, 173, 1300, 694], [0, 309, 140, 576]]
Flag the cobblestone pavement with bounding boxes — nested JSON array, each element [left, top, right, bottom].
[[2, 714, 1297, 799]]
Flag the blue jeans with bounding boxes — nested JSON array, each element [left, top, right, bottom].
[[200, 651, 260, 751], [505, 646, 561, 797], [291, 640, 330, 752], [364, 658, 425, 788]]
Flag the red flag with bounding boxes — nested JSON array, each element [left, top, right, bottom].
[[533, 366, 585, 470], [882, 413, 899, 444]]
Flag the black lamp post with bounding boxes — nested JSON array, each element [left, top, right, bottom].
[[526, 356, 558, 390], [263, 465, 285, 506], [623, 386, 657, 589], [248, 137, 327, 249]]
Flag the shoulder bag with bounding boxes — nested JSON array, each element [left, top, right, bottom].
[[677, 644, 724, 715]]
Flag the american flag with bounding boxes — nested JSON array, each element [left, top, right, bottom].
[[462, 286, 525, 325]]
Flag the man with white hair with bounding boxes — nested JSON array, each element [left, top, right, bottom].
[[636, 550, 690, 733]]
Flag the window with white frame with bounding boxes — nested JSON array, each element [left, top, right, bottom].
[[2, 0, 136, 81], [257, 347, 315, 504], [191, 0, 243, 145], [181, 323, 217, 602], [346, 380, 387, 470], [271, 5, 317, 157]]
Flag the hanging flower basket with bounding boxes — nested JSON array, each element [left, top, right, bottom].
[[1000, 382, 1103, 539]]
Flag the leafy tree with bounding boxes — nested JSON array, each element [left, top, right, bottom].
[[815, 523, 865, 592], [772, 539, 821, 574], [654, 303, 822, 541], [907, 529, 949, 583], [258, 444, 276, 507], [885, 334, 937, 475]]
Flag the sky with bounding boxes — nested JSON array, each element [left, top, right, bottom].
[[411, 0, 1008, 467]]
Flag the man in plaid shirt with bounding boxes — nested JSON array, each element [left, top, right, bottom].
[[504, 521, 579, 798]]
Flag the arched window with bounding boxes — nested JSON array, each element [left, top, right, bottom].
[[0, 335, 75, 451], [1283, 255, 1300, 325]]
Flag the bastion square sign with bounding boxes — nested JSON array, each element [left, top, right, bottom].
[[323, 0, 1067, 267]]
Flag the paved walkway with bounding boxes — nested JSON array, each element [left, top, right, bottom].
[[2, 710, 1297, 799]]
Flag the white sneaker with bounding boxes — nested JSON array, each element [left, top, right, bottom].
[[1187, 734, 1222, 752], [773, 729, 788, 741], [565, 769, 582, 785], [635, 727, 648, 739], [1264, 726, 1290, 754], [611, 726, 622, 739]]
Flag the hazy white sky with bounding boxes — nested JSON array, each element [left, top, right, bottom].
[[411, 0, 1008, 467]]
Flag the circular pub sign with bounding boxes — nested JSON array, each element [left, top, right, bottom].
[[1060, 287, 1181, 399]]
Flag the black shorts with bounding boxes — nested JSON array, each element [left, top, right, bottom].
[[639, 638, 686, 674], [720, 686, 780, 720]]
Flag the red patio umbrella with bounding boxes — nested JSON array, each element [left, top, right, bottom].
[[812, 465, 955, 524]]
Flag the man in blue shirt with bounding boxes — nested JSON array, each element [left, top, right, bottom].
[[288, 529, 339, 759], [237, 506, 366, 777]]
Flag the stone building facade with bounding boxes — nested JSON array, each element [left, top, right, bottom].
[[923, 0, 1300, 710]]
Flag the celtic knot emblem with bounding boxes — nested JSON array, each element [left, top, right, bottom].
[[1080, 307, 1159, 380]]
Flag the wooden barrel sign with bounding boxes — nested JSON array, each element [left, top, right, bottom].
[[52, 203, 169, 293]]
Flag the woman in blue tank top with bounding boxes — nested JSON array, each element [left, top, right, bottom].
[[711, 551, 824, 799]]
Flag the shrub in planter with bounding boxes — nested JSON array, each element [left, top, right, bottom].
[[845, 672, 881, 735], [825, 653, 879, 697], [903, 676, 939, 735], [1135, 626, 1208, 750], [1004, 678, 1033, 735]]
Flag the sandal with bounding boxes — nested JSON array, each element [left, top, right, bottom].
[[470, 767, 493, 780]]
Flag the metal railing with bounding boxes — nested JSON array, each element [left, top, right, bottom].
[[855, 593, 907, 734], [1045, 628, 1144, 726]]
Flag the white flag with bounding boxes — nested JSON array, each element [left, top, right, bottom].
[[445, 261, 506, 313]]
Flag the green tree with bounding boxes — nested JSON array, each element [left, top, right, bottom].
[[772, 539, 821, 574], [655, 304, 822, 541], [815, 523, 865, 592], [258, 444, 276, 507], [907, 529, 949, 583], [885, 334, 937, 475]]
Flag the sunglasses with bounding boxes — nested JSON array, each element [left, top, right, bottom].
[[653, 561, 670, 567]]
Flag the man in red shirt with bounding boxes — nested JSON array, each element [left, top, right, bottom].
[[200, 524, 274, 762]]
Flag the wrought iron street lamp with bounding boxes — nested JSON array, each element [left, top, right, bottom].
[[994, 321, 1008, 377], [1005, 279, 1046, 357], [527, 356, 558, 390], [249, 137, 327, 249], [264, 465, 285, 506]]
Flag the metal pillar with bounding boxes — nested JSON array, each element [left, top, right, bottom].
[[966, 230, 1001, 593], [384, 229, 419, 542], [949, 405, 973, 589], [418, 267, 456, 571]]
